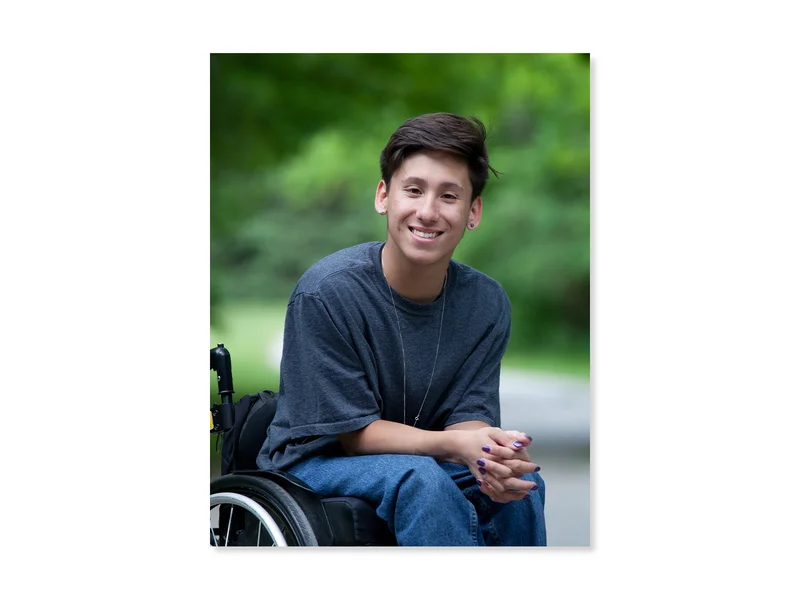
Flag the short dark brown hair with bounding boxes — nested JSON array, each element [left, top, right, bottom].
[[379, 113, 499, 200]]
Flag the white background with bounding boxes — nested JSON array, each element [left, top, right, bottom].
[[1, 1, 798, 598]]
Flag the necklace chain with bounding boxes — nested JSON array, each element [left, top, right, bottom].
[[384, 269, 447, 427]]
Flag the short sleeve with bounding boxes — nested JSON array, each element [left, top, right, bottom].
[[278, 292, 381, 438], [441, 297, 511, 428]]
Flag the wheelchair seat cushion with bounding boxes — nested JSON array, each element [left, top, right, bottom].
[[321, 496, 397, 546]]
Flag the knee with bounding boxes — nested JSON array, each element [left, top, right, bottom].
[[397, 456, 456, 494], [402, 456, 445, 481]]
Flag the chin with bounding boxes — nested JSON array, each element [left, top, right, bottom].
[[400, 245, 451, 267]]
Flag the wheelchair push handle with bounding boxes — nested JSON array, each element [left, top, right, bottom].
[[210, 343, 235, 432]]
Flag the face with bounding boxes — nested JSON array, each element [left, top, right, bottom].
[[375, 150, 482, 269]]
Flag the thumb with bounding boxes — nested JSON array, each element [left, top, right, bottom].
[[503, 429, 533, 448], [489, 428, 521, 449]]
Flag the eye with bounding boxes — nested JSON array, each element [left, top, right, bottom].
[[442, 193, 458, 201], [405, 187, 422, 196]]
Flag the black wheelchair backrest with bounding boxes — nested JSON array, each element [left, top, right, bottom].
[[220, 390, 278, 475]]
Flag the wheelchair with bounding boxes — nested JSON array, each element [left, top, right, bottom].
[[210, 343, 397, 547]]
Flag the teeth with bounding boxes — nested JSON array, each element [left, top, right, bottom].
[[412, 229, 439, 239]]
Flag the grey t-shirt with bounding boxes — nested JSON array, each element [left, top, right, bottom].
[[256, 241, 512, 472]]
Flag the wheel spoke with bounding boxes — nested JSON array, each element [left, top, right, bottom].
[[210, 521, 219, 547], [210, 491, 291, 547], [225, 507, 233, 547]]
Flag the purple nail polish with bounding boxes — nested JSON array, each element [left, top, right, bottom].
[[524, 434, 532, 441], [479, 467, 487, 475], [531, 484, 539, 490], [477, 459, 486, 467], [476, 479, 483, 487], [481, 446, 491, 453], [513, 441, 523, 449], [534, 466, 541, 472]]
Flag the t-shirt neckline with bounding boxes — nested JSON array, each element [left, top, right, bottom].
[[370, 242, 455, 317]]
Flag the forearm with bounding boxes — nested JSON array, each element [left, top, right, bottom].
[[338, 419, 465, 463], [444, 420, 492, 432]]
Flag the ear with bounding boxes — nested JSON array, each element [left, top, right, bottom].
[[468, 196, 483, 229], [374, 180, 388, 214]]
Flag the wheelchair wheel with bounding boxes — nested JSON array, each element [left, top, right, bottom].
[[210, 475, 319, 546]]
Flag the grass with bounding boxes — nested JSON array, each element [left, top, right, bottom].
[[210, 303, 283, 463], [501, 351, 589, 379], [210, 302, 284, 393]]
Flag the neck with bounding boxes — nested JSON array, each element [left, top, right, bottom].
[[381, 243, 449, 303]]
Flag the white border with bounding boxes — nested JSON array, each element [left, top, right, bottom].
[[3, 1, 798, 597]]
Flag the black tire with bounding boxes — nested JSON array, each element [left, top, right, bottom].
[[211, 474, 319, 546]]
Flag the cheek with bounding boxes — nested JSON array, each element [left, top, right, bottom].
[[390, 200, 415, 219], [445, 206, 470, 223]]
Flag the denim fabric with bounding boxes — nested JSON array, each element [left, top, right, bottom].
[[287, 453, 547, 546]]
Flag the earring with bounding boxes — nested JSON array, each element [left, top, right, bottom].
[[378, 209, 387, 215], [468, 222, 475, 229]]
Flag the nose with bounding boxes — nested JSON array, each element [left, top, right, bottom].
[[416, 193, 438, 222]]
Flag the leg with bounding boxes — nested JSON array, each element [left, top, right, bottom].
[[439, 462, 547, 546], [287, 454, 485, 546]]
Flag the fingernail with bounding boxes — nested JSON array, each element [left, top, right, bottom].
[[479, 467, 487, 475], [529, 484, 539, 492], [524, 434, 532, 441], [477, 459, 486, 467], [481, 446, 491, 453], [513, 441, 523, 449], [476, 479, 483, 487], [534, 466, 541, 472]]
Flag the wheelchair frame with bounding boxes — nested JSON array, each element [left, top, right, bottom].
[[210, 343, 396, 547]]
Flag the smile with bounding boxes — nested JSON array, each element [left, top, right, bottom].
[[410, 228, 442, 239]]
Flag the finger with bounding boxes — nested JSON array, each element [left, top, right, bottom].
[[477, 471, 506, 496], [480, 443, 517, 460], [477, 457, 514, 479], [492, 458, 540, 476], [476, 478, 500, 500], [490, 430, 534, 456], [477, 474, 532, 503], [500, 475, 538, 493], [487, 429, 523, 451], [508, 446, 531, 463], [495, 489, 531, 503], [503, 430, 533, 448], [486, 465, 537, 493]]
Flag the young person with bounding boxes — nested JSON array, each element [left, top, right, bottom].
[[256, 112, 547, 546]]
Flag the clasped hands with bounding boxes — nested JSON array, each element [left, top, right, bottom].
[[457, 427, 540, 504]]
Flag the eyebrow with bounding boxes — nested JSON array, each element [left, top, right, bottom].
[[400, 176, 465, 193]]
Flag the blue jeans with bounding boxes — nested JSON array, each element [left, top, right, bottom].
[[287, 454, 547, 546]]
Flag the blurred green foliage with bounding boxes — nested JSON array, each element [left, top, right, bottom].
[[211, 53, 589, 353]]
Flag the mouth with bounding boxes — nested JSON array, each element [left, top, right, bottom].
[[409, 227, 443, 240]]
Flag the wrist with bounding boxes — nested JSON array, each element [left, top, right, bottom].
[[438, 429, 469, 464]]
